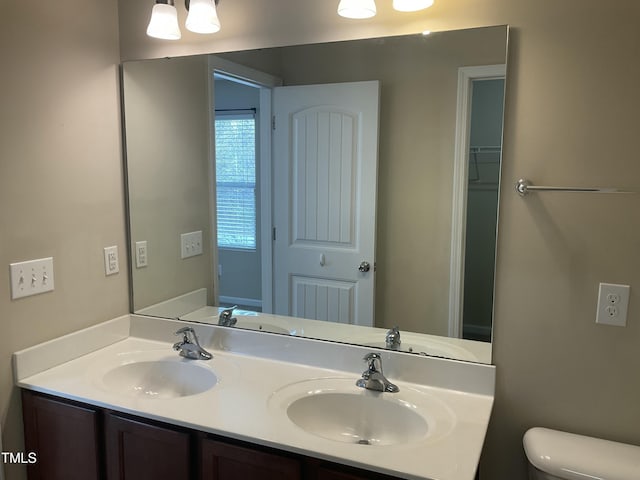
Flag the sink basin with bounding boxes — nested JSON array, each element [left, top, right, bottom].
[[101, 360, 217, 399], [269, 378, 455, 446], [287, 391, 427, 445]]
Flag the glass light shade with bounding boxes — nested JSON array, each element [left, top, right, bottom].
[[186, 0, 221, 34], [392, 0, 434, 12], [146, 3, 181, 40], [337, 0, 377, 19]]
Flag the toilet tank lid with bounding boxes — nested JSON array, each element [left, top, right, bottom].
[[523, 427, 640, 480]]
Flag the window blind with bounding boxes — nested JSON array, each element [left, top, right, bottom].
[[215, 114, 256, 250]]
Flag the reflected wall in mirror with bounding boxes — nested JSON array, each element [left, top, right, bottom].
[[122, 25, 509, 364]]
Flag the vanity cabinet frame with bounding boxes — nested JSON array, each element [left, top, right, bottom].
[[21, 390, 403, 480]]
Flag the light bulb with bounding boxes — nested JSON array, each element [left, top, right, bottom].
[[146, 1, 181, 40], [337, 0, 377, 19], [186, 0, 221, 34], [393, 0, 434, 12]]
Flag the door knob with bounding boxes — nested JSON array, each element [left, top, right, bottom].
[[358, 261, 371, 273]]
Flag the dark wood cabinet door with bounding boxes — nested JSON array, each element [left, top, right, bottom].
[[200, 438, 301, 480], [22, 390, 101, 480], [305, 458, 402, 480], [22, 390, 403, 480], [315, 468, 368, 480], [104, 412, 191, 480]]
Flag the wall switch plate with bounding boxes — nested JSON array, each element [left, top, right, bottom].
[[10, 257, 55, 299], [181, 231, 203, 259], [135, 241, 148, 268], [596, 283, 630, 327], [103, 246, 119, 276]]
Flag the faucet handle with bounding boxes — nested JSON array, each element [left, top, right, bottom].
[[172, 326, 212, 360], [219, 305, 238, 326], [220, 305, 237, 318], [175, 326, 195, 335], [385, 326, 401, 349], [175, 326, 195, 341], [363, 352, 383, 372], [357, 353, 399, 393]]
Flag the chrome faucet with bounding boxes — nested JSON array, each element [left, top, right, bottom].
[[173, 326, 212, 360], [356, 352, 399, 393], [385, 326, 401, 350], [218, 306, 238, 327]]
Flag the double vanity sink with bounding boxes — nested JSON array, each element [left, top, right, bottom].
[[99, 355, 449, 447], [14, 314, 495, 480]]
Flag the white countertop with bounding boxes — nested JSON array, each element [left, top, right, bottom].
[[14, 314, 495, 480]]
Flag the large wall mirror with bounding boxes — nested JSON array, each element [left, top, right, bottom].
[[121, 25, 509, 364]]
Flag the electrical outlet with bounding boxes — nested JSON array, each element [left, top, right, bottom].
[[135, 241, 148, 268], [103, 246, 120, 276], [596, 283, 630, 327], [180, 231, 203, 259], [9, 257, 55, 299]]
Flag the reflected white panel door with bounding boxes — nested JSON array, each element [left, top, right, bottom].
[[272, 81, 380, 326]]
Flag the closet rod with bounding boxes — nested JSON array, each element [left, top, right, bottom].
[[516, 178, 633, 196]]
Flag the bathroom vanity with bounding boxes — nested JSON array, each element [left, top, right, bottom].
[[14, 315, 495, 480], [22, 390, 402, 480]]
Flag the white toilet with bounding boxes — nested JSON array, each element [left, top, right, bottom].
[[523, 427, 640, 480]]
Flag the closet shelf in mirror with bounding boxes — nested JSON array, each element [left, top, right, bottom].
[[469, 145, 501, 152]]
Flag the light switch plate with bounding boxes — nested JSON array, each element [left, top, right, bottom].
[[180, 231, 203, 259], [10, 257, 55, 299]]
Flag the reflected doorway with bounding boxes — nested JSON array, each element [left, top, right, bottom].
[[213, 75, 266, 311], [462, 77, 505, 341], [449, 64, 506, 342]]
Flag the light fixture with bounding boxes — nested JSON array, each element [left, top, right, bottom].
[[337, 0, 434, 19], [147, 0, 221, 40], [147, 0, 181, 40], [392, 0, 434, 11], [337, 0, 377, 19], [185, 0, 220, 34]]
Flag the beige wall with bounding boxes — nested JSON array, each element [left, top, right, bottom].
[[123, 57, 214, 311], [118, 1, 640, 480], [1, 1, 638, 480], [0, 1, 126, 479]]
